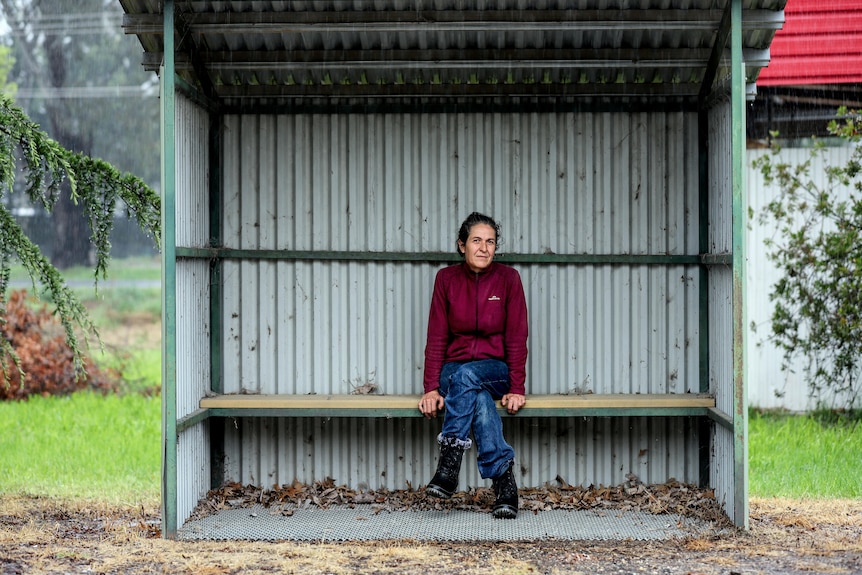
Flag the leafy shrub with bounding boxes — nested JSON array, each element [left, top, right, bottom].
[[752, 107, 862, 410], [1, 289, 119, 400]]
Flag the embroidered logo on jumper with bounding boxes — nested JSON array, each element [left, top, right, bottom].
[[488, 295, 501, 301]]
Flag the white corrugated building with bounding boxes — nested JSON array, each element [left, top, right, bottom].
[[747, 144, 858, 411], [120, 0, 786, 537]]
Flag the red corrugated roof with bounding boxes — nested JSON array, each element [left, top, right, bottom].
[[757, 0, 862, 86]]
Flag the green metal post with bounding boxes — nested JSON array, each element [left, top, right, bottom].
[[697, 108, 711, 489], [160, 0, 179, 539], [208, 114, 223, 397], [730, 0, 749, 530], [208, 110, 224, 489]]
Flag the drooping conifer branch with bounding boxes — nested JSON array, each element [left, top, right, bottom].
[[0, 93, 161, 381]]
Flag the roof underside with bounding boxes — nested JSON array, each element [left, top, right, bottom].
[[119, 0, 787, 111]]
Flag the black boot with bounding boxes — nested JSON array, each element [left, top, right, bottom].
[[426, 442, 465, 499], [492, 463, 518, 519]]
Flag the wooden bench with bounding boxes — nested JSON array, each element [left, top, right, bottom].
[[177, 393, 730, 433]]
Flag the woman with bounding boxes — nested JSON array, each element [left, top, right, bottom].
[[418, 212, 529, 519]]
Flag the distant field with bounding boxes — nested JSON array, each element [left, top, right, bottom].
[[7, 255, 160, 283]]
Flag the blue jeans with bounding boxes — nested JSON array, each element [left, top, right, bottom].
[[438, 359, 515, 479]]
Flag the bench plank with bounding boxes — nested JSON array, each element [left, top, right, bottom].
[[201, 393, 714, 411], [177, 393, 720, 433]]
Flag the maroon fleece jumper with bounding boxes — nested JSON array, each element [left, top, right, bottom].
[[423, 262, 529, 395]]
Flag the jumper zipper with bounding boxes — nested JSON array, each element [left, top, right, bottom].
[[472, 271, 480, 358]]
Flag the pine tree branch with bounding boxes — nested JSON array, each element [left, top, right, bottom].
[[0, 93, 161, 384]]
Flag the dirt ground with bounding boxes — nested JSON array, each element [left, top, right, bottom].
[[1, 496, 860, 575]]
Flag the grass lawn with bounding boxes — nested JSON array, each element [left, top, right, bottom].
[[1, 256, 163, 504], [0, 392, 160, 505], [749, 409, 861, 498]]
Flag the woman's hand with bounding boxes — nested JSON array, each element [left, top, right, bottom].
[[501, 393, 526, 414], [419, 389, 446, 418]]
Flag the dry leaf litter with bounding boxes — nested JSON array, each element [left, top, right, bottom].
[[189, 473, 731, 527]]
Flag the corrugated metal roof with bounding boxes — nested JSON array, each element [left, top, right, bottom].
[[120, 0, 786, 109], [757, 0, 862, 86]]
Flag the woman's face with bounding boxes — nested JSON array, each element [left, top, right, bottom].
[[458, 223, 497, 273]]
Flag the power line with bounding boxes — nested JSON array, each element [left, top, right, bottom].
[[4, 12, 123, 24], [2, 12, 123, 36]]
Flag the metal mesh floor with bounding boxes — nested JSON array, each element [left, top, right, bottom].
[[178, 504, 714, 542]]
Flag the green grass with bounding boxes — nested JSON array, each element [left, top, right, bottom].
[[0, 392, 161, 505], [1, 256, 162, 504], [749, 409, 862, 498]]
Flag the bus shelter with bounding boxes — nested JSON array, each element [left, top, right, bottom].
[[119, 0, 786, 538]]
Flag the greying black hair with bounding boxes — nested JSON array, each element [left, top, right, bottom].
[[457, 212, 501, 256]]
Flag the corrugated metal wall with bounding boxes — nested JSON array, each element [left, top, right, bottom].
[[174, 93, 213, 522], [222, 416, 702, 493], [214, 111, 707, 492], [747, 145, 857, 411], [218, 112, 702, 256], [706, 101, 736, 522]]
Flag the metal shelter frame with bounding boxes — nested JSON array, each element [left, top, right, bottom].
[[128, 0, 769, 537]]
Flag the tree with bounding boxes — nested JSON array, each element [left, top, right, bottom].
[[0, 92, 160, 379], [752, 107, 862, 410], [1, 0, 160, 268]]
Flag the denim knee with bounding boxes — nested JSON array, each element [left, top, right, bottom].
[[473, 393, 498, 428]]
